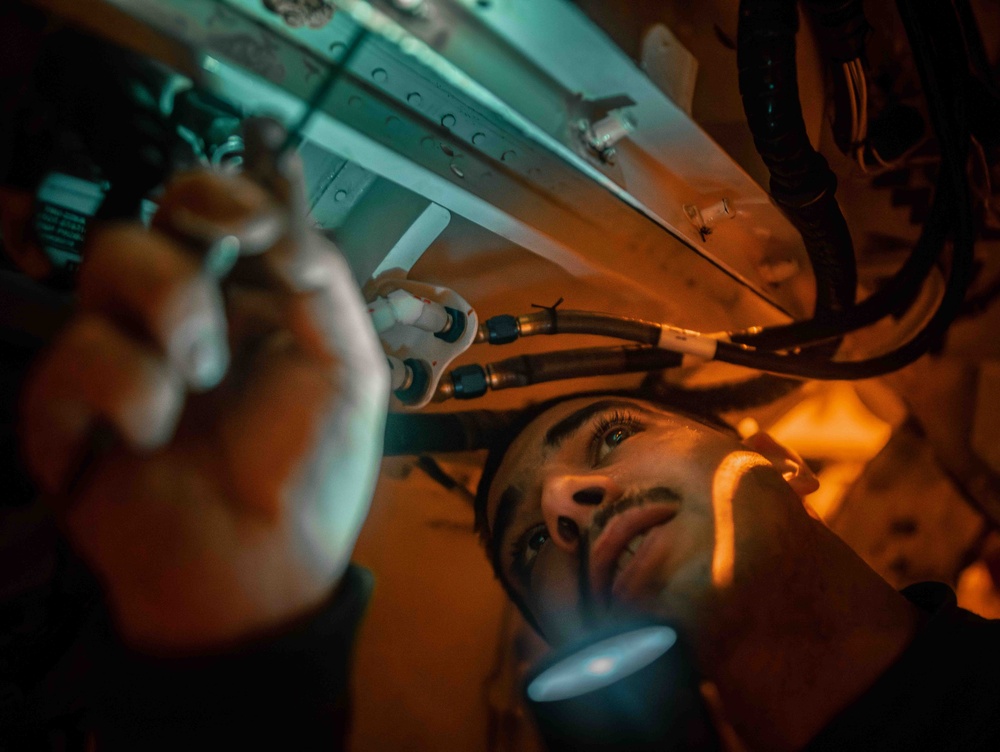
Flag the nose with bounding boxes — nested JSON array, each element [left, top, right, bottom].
[[540, 474, 622, 553]]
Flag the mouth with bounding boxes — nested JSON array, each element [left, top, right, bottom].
[[587, 501, 679, 608]]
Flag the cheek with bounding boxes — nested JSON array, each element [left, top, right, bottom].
[[526, 547, 589, 642], [614, 433, 724, 490]]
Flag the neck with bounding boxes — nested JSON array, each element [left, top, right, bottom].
[[699, 518, 919, 751]]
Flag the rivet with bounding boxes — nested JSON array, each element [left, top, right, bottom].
[[441, 113, 456, 128], [372, 68, 388, 82]]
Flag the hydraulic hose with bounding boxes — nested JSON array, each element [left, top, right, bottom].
[[479, 310, 663, 347], [381, 0, 968, 453], [729, 0, 952, 353], [466, 0, 972, 386], [737, 0, 857, 322], [437, 346, 684, 401], [714, 0, 974, 379], [486, 346, 684, 391], [729, 176, 952, 349], [383, 409, 519, 454]]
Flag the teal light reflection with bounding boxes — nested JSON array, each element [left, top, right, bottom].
[[527, 625, 678, 703]]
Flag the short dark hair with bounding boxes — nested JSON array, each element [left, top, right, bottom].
[[472, 386, 739, 636]]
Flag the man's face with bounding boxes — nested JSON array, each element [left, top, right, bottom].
[[486, 397, 810, 645]]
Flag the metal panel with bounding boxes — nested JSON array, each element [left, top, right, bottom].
[[40, 0, 814, 330]]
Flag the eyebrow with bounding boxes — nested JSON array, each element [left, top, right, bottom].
[[544, 399, 646, 448]]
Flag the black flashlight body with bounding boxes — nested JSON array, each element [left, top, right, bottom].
[[524, 622, 720, 752]]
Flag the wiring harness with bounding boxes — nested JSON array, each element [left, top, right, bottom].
[[385, 0, 976, 453]]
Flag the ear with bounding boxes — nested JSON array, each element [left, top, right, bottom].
[[741, 431, 819, 497]]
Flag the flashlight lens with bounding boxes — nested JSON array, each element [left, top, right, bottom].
[[527, 625, 677, 702]]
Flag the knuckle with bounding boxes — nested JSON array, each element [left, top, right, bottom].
[[155, 170, 271, 227], [62, 314, 117, 359], [78, 223, 144, 291]]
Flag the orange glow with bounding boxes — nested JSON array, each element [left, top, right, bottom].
[[711, 452, 771, 587]]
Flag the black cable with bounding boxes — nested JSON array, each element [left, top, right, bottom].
[[475, 0, 970, 381], [383, 409, 519, 454], [479, 309, 806, 413], [485, 346, 684, 392], [729, 176, 952, 349], [483, 310, 660, 346], [728, 0, 951, 350], [384, 0, 970, 448], [709, 0, 973, 380], [738, 0, 858, 321]]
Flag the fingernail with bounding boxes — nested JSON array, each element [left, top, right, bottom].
[[205, 234, 241, 278], [185, 325, 230, 390]]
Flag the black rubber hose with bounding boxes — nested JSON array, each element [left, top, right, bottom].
[[728, 0, 951, 351], [712, 0, 973, 380], [480, 309, 806, 416], [737, 0, 857, 320], [512, 310, 662, 344], [383, 409, 520, 454], [486, 346, 684, 391], [730, 176, 952, 349]]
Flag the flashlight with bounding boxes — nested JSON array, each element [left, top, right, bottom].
[[523, 621, 719, 751]]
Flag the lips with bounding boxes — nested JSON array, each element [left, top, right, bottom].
[[588, 502, 679, 607]]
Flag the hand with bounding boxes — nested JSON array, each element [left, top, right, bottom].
[[20, 133, 388, 652]]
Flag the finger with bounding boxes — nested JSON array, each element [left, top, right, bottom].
[[21, 315, 184, 495], [153, 170, 286, 270], [285, 240, 389, 398], [228, 123, 388, 392], [79, 223, 229, 390], [240, 119, 318, 283]]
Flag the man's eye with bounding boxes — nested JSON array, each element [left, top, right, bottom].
[[592, 412, 642, 463], [527, 527, 549, 556], [513, 525, 550, 578]]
